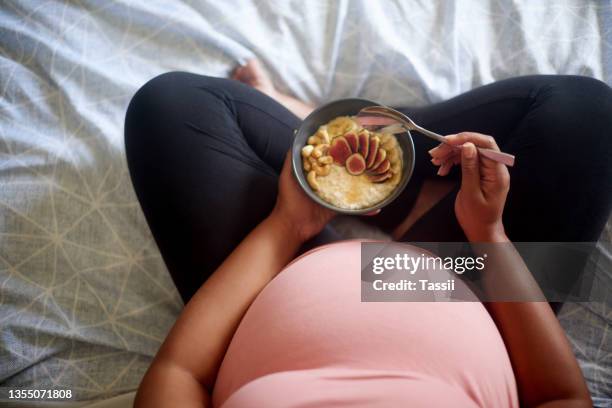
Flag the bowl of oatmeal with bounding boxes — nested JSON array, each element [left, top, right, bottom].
[[292, 98, 415, 214]]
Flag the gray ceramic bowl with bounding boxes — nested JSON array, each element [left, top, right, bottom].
[[291, 98, 415, 215]]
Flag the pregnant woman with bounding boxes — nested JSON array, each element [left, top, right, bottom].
[[125, 60, 612, 407]]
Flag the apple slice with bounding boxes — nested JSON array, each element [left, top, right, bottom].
[[329, 136, 352, 165], [358, 132, 369, 158], [344, 132, 359, 154], [370, 159, 390, 175], [369, 171, 392, 183], [346, 153, 366, 175], [365, 136, 380, 168]]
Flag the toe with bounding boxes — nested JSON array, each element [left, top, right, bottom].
[[231, 65, 242, 79], [243, 59, 268, 83]]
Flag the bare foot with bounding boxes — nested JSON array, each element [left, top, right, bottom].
[[232, 59, 315, 119], [232, 59, 278, 98]]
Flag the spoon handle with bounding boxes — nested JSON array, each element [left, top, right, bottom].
[[413, 125, 515, 167], [475, 148, 516, 167], [410, 124, 446, 144], [359, 114, 516, 167]]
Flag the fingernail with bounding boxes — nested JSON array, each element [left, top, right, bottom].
[[428, 146, 440, 154], [463, 143, 475, 159], [436, 166, 443, 176], [364, 209, 381, 216]]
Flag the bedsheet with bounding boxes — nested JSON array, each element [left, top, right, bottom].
[[1, 0, 610, 403]]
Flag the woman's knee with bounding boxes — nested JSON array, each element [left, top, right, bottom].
[[126, 72, 190, 137], [124, 72, 234, 149], [126, 72, 216, 126], [541, 76, 612, 129], [529, 76, 612, 152]]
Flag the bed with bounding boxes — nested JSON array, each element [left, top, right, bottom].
[[1, 0, 610, 405]]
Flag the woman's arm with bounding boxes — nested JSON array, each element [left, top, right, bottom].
[[479, 243, 592, 408], [431, 134, 591, 408], [135, 214, 301, 408], [134, 153, 334, 408]]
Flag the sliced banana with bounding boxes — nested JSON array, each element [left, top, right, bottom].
[[387, 148, 399, 164], [380, 133, 393, 144], [327, 116, 359, 138], [315, 128, 330, 144], [382, 135, 398, 150]]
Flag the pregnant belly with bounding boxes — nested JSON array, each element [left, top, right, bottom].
[[213, 241, 518, 408], [221, 367, 480, 408]]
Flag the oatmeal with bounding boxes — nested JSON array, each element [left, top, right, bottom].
[[301, 116, 402, 210]]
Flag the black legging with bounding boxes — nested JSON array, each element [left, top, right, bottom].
[[125, 73, 612, 302]]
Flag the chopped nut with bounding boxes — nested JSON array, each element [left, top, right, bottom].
[[312, 144, 329, 158], [301, 145, 314, 157], [308, 136, 321, 145], [318, 155, 333, 165], [313, 162, 330, 176], [307, 170, 319, 190], [303, 160, 312, 172]]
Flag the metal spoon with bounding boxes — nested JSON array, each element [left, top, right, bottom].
[[357, 105, 515, 167]]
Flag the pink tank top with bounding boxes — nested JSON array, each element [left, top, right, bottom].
[[213, 241, 518, 407]]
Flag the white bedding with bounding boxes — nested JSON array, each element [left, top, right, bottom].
[[1, 0, 610, 403]]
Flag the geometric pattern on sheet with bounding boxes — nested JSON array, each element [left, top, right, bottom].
[[0, 0, 610, 402], [558, 222, 612, 407]]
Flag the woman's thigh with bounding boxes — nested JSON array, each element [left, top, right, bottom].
[[372, 75, 540, 232], [125, 72, 301, 301], [393, 75, 612, 309], [383, 75, 612, 243]]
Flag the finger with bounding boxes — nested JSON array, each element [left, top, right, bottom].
[[429, 143, 454, 158], [460, 143, 481, 194], [437, 160, 454, 176], [363, 209, 381, 216], [446, 132, 500, 151], [431, 150, 457, 165]]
